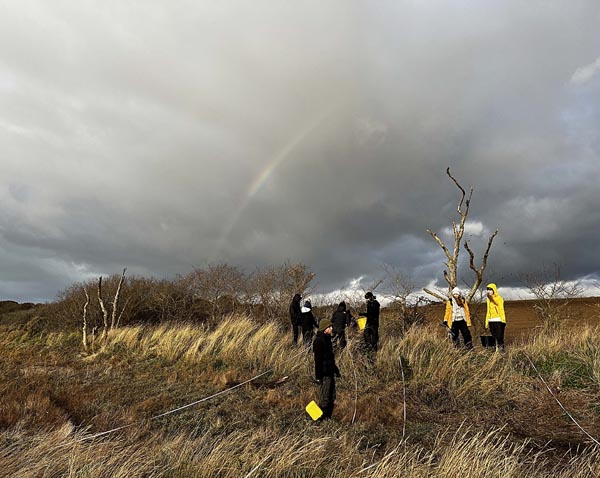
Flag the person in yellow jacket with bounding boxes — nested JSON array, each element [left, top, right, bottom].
[[485, 283, 506, 351], [444, 287, 473, 348]]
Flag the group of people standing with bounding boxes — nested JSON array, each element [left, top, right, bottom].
[[443, 283, 507, 351], [291, 283, 506, 421], [289, 292, 381, 421], [289, 292, 381, 352]]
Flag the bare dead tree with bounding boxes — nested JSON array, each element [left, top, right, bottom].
[[424, 167, 498, 303], [360, 276, 385, 295], [252, 266, 280, 321], [522, 263, 583, 328], [250, 263, 316, 321], [82, 288, 90, 352], [382, 263, 416, 315], [280, 262, 317, 299], [98, 276, 109, 343], [110, 268, 127, 330], [191, 264, 247, 319]]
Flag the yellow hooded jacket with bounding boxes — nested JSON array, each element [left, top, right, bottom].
[[444, 297, 471, 327], [485, 283, 505, 328]]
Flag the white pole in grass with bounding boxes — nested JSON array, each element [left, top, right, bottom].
[[525, 352, 600, 447]]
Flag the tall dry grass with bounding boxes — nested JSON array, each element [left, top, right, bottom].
[[107, 315, 306, 376], [3, 312, 600, 476], [3, 423, 600, 477]]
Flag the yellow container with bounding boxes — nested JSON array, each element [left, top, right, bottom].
[[306, 400, 323, 421], [356, 316, 367, 330]]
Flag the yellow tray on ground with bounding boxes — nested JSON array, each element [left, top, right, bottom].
[[306, 400, 323, 421], [356, 316, 367, 330]]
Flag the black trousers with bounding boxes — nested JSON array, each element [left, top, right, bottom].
[[302, 329, 314, 349], [489, 322, 506, 349], [332, 330, 346, 350], [318, 376, 336, 419], [363, 326, 378, 352], [291, 321, 301, 344], [450, 320, 472, 348]]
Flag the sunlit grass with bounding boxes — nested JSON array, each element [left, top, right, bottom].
[[2, 313, 600, 476]]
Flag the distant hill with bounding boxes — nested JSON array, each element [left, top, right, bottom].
[[0, 300, 36, 314], [0, 300, 38, 315]]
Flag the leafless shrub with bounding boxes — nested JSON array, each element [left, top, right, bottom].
[[522, 263, 583, 329], [251, 262, 316, 321], [48, 274, 209, 333], [382, 263, 416, 316], [184, 263, 248, 318], [46, 261, 316, 339]]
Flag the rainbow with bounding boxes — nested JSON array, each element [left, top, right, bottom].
[[214, 104, 338, 256]]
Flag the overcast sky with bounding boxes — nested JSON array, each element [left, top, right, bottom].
[[1, 1, 599, 302]]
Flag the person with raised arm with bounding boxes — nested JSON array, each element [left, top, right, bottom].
[[485, 283, 506, 351]]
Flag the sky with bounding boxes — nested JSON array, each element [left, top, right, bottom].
[[1, 1, 600, 303]]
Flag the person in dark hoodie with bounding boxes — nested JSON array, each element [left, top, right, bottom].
[[363, 292, 381, 350], [313, 319, 341, 420], [301, 300, 319, 349], [289, 293, 302, 345], [330, 301, 352, 350]]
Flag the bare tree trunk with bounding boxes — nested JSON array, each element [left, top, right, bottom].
[[110, 268, 127, 330], [82, 288, 90, 352], [98, 276, 109, 343], [425, 168, 472, 295], [424, 167, 498, 303]]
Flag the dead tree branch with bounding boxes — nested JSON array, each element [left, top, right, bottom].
[[423, 288, 447, 302], [110, 268, 127, 330], [116, 298, 130, 329], [464, 230, 498, 302], [98, 276, 109, 343], [82, 288, 90, 352]]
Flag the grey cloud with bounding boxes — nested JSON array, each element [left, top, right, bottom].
[[1, 1, 599, 301]]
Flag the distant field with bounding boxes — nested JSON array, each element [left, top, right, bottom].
[[502, 297, 600, 340], [386, 296, 600, 344]]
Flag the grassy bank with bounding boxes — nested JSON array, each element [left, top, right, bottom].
[[2, 310, 600, 477]]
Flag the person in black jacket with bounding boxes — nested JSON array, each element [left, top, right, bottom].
[[364, 292, 381, 350], [330, 301, 352, 350], [313, 319, 340, 420], [301, 300, 318, 349], [289, 293, 302, 345]]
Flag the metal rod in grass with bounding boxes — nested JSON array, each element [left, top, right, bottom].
[[244, 454, 272, 478], [56, 370, 273, 448], [354, 349, 408, 475], [58, 345, 310, 447], [346, 338, 359, 425], [525, 352, 600, 447], [399, 350, 407, 441]]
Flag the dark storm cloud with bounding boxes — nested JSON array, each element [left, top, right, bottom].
[[1, 1, 599, 301]]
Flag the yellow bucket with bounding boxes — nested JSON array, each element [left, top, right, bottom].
[[306, 400, 323, 421], [356, 316, 367, 330]]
